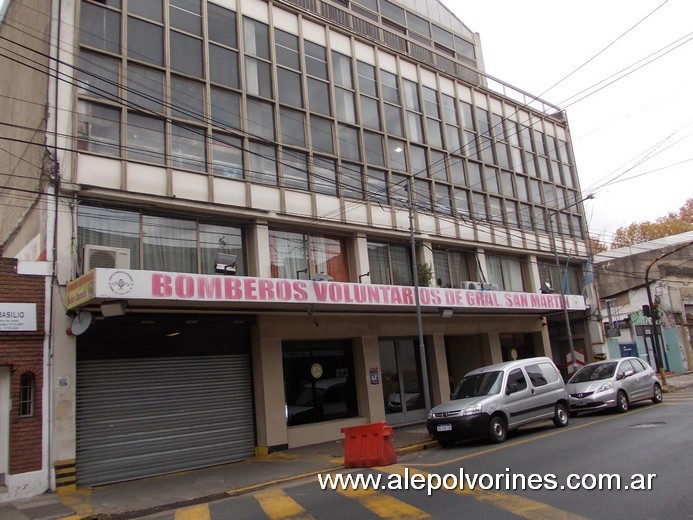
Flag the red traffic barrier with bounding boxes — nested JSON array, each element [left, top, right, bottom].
[[340, 421, 397, 468]]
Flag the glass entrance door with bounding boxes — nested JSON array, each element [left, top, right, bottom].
[[379, 338, 428, 424]]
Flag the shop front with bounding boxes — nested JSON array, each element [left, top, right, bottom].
[[64, 268, 587, 483]]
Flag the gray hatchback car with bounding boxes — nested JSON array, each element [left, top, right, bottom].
[[566, 357, 663, 415]]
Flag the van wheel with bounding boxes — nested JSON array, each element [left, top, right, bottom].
[[652, 384, 663, 404], [616, 391, 629, 413], [488, 415, 507, 444], [553, 403, 569, 427]]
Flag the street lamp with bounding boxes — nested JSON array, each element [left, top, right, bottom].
[[405, 182, 431, 411], [545, 193, 594, 375]]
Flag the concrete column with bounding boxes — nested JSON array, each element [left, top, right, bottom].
[[526, 253, 541, 292], [360, 336, 385, 422], [428, 334, 450, 405], [485, 332, 503, 365], [246, 222, 270, 278], [251, 321, 288, 453], [349, 234, 372, 284], [539, 317, 553, 357]]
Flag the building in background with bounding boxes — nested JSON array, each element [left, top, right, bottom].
[[595, 231, 693, 374], [0, 0, 599, 495]]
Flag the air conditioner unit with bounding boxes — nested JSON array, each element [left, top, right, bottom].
[[481, 283, 499, 291], [460, 281, 480, 290], [83, 245, 131, 272]]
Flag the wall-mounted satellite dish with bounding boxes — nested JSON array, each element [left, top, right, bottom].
[[70, 311, 92, 335]]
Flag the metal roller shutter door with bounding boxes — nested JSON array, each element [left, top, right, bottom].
[[76, 354, 254, 486]]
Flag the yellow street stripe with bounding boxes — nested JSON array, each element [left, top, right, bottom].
[[380, 465, 586, 520], [174, 504, 210, 520], [335, 485, 430, 519], [255, 488, 314, 519]]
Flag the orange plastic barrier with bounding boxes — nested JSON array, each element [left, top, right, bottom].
[[340, 421, 397, 468]]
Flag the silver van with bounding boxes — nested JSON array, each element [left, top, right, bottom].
[[426, 357, 570, 445]]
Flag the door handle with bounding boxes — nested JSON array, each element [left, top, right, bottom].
[[531, 388, 535, 395]]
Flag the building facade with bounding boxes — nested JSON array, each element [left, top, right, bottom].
[[1, 0, 599, 495], [595, 232, 693, 374]]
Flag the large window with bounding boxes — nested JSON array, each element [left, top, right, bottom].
[[367, 241, 412, 286], [537, 259, 583, 295], [77, 205, 245, 275], [269, 230, 349, 281], [433, 249, 472, 288], [283, 340, 358, 426], [486, 254, 524, 292]]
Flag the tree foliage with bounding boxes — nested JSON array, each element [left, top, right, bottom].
[[589, 236, 608, 254], [611, 197, 693, 249]]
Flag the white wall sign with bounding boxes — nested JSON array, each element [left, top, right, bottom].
[[0, 303, 37, 331]]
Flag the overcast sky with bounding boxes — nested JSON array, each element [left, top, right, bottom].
[[443, 0, 693, 244]]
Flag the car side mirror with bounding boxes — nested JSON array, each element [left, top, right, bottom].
[[624, 370, 634, 378]]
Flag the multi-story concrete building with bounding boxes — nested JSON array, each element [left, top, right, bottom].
[[0, 0, 600, 496]]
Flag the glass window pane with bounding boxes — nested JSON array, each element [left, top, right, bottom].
[[143, 215, 197, 272], [209, 44, 238, 87], [367, 242, 390, 284], [360, 96, 380, 130], [276, 68, 303, 107], [341, 163, 363, 199], [435, 184, 452, 215], [307, 78, 331, 116], [407, 112, 423, 143], [128, 0, 162, 22], [269, 230, 307, 279], [305, 41, 327, 79], [171, 124, 206, 172], [449, 155, 465, 185], [357, 61, 377, 96], [381, 71, 399, 104], [311, 236, 349, 281], [77, 205, 140, 267], [335, 88, 356, 123], [310, 116, 333, 154], [364, 132, 384, 166], [81, 2, 120, 53], [212, 132, 243, 179], [332, 52, 353, 88], [171, 76, 204, 122], [454, 189, 469, 219], [208, 3, 236, 47], [127, 112, 165, 164], [210, 88, 241, 130], [199, 222, 244, 275], [415, 179, 431, 210], [244, 57, 272, 98], [248, 141, 276, 184], [78, 51, 120, 101], [76, 101, 121, 156], [243, 18, 269, 58], [282, 150, 309, 190], [313, 157, 337, 196], [127, 17, 163, 65], [280, 108, 306, 147], [246, 98, 274, 140], [170, 0, 201, 35], [384, 104, 403, 136], [338, 124, 360, 161], [127, 65, 164, 112], [170, 31, 203, 77], [390, 244, 413, 286], [367, 168, 388, 203], [275, 29, 300, 69]]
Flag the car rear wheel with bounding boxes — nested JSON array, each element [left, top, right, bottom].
[[553, 403, 569, 427], [488, 415, 507, 444], [652, 383, 663, 404], [616, 390, 629, 413]]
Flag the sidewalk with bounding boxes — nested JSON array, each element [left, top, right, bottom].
[[1, 423, 436, 520]]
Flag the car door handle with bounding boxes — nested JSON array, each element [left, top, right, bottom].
[[531, 388, 535, 395]]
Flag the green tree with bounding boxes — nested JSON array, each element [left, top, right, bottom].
[[611, 197, 693, 248]]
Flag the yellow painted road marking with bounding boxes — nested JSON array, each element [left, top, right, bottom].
[[335, 485, 430, 519], [174, 504, 210, 520], [380, 465, 586, 520], [255, 488, 314, 519]]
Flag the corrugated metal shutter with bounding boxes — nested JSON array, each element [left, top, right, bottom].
[[76, 354, 254, 486]]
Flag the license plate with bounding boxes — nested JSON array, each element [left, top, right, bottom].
[[437, 423, 452, 432], [575, 400, 584, 406]]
